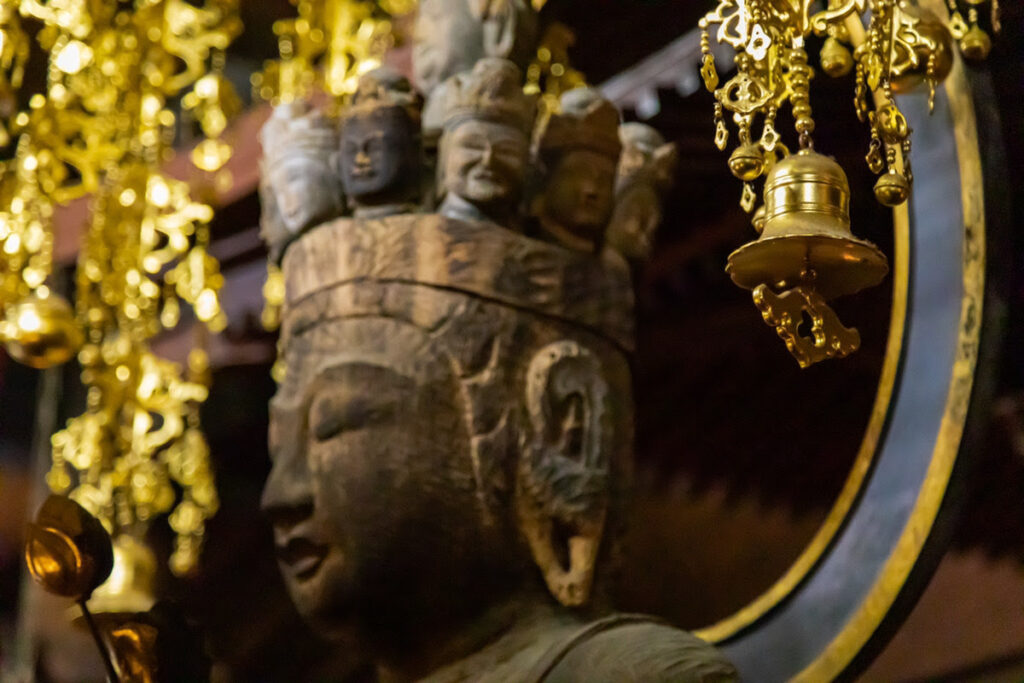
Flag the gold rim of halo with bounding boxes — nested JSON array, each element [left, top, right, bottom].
[[694, 153, 909, 645], [696, 0, 976, 650], [794, 2, 983, 677]]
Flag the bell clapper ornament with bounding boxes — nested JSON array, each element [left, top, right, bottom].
[[753, 284, 862, 368], [726, 148, 889, 368]]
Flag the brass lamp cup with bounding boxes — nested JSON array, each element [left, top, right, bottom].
[[726, 149, 889, 300], [25, 495, 114, 601]]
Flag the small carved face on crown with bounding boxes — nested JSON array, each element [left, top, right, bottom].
[[616, 122, 676, 192], [340, 108, 419, 208], [267, 157, 343, 234], [540, 149, 618, 250], [606, 182, 663, 263], [535, 88, 622, 252], [412, 0, 537, 96], [261, 103, 344, 236], [441, 119, 530, 215]]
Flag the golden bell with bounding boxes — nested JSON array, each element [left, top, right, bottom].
[[1, 290, 83, 369], [874, 169, 911, 207], [959, 25, 991, 61], [752, 204, 766, 235], [726, 149, 889, 300], [820, 36, 854, 78], [728, 143, 765, 181]]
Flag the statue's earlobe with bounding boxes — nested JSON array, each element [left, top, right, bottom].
[[517, 341, 611, 607]]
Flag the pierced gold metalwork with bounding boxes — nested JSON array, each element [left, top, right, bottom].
[[525, 23, 587, 119], [726, 148, 888, 366], [253, 0, 414, 105], [0, 0, 240, 576], [753, 285, 861, 367]]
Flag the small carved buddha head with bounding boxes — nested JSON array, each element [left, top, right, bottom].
[[259, 101, 345, 240], [438, 58, 536, 225], [606, 123, 678, 264], [533, 88, 622, 253], [339, 68, 423, 215], [412, 0, 537, 97], [261, 214, 635, 654]]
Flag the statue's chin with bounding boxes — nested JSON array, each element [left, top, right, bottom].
[[281, 553, 355, 635], [464, 183, 512, 207]]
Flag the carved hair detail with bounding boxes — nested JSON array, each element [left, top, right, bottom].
[[344, 66, 423, 124], [536, 87, 623, 162], [259, 100, 339, 170], [442, 58, 537, 134]]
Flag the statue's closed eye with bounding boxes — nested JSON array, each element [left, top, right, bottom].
[[311, 395, 396, 441]]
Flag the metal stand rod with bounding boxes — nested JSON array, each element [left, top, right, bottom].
[[78, 599, 120, 683]]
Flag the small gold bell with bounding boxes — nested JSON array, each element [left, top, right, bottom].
[[874, 169, 911, 207], [820, 36, 854, 78], [959, 25, 991, 61], [752, 204, 766, 235], [1, 290, 83, 368], [728, 143, 765, 181], [727, 149, 889, 300]]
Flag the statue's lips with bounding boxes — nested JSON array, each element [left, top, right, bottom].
[[277, 537, 329, 580]]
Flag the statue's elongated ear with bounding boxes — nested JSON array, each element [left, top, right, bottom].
[[516, 340, 611, 607]]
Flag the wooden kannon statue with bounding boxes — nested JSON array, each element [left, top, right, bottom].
[[258, 29, 736, 683]]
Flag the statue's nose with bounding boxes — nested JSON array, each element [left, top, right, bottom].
[[260, 447, 315, 529]]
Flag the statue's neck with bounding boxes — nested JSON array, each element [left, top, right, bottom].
[[353, 203, 418, 220], [536, 213, 600, 253], [376, 591, 583, 683]]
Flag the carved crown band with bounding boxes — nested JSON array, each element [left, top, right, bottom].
[[281, 215, 635, 351]]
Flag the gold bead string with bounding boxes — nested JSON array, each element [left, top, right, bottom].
[[698, 0, 943, 210]]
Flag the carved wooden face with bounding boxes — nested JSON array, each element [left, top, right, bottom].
[[413, 0, 483, 94], [268, 157, 342, 235], [542, 149, 617, 243], [616, 145, 652, 188], [606, 183, 662, 263], [339, 110, 418, 206], [442, 119, 529, 212], [261, 317, 504, 638]]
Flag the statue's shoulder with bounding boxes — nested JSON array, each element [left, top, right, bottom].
[[535, 614, 739, 683]]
